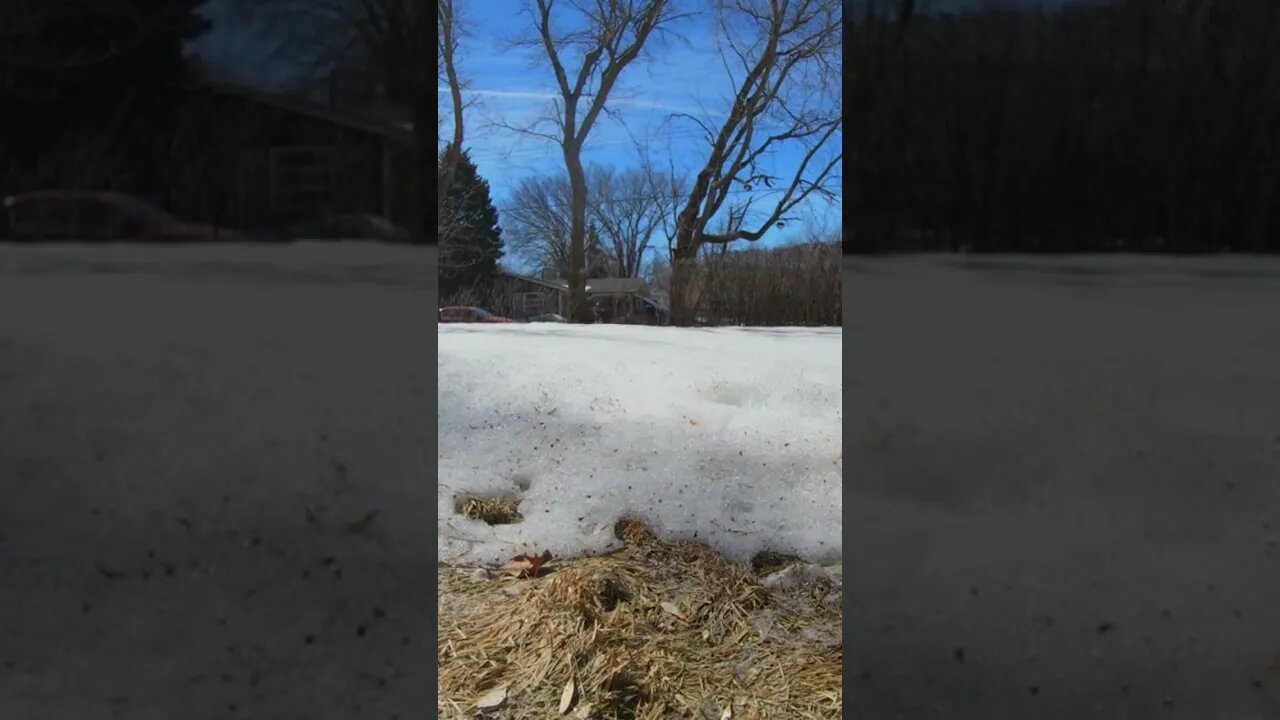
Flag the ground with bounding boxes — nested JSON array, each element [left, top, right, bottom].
[[0, 242, 435, 719], [437, 322, 842, 568], [436, 311, 843, 717], [6, 244, 1279, 718], [848, 255, 1280, 719]]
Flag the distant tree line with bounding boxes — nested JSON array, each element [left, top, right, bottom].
[[694, 238, 841, 326], [847, 0, 1280, 254]]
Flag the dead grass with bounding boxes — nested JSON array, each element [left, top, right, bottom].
[[458, 495, 523, 525], [438, 519, 842, 719]]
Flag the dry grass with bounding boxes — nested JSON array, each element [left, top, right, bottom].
[[438, 519, 842, 719], [458, 495, 523, 525]]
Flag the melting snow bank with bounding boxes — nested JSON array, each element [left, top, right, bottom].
[[438, 324, 842, 567]]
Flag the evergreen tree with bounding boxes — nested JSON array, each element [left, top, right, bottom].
[[0, 1, 212, 190], [439, 145, 504, 298], [585, 223, 610, 278]]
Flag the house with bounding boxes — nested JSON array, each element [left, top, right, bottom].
[[492, 271, 667, 324], [581, 277, 662, 324], [0, 65, 415, 238], [161, 75, 415, 234], [491, 271, 568, 319]]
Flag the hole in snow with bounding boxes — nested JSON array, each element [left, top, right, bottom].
[[750, 550, 804, 577], [510, 472, 533, 492]]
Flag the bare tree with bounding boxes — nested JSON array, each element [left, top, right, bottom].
[[437, 0, 466, 234], [505, 174, 574, 277], [0, 2, 147, 73], [512, 0, 684, 322], [697, 236, 840, 326], [505, 164, 682, 279], [667, 0, 842, 325], [1, 2, 211, 189], [591, 165, 679, 277], [643, 250, 672, 304]]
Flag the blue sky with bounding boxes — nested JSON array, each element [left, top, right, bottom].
[[444, 2, 843, 257], [192, 0, 843, 259]]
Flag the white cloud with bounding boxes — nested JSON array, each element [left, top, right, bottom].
[[437, 87, 713, 117]]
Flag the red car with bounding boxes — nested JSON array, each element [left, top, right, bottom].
[[439, 306, 515, 323], [1, 190, 248, 243]]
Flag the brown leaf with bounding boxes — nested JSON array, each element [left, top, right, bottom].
[[474, 684, 508, 709], [343, 510, 379, 535], [501, 550, 554, 579], [558, 677, 576, 713], [660, 601, 687, 621], [500, 558, 535, 578]]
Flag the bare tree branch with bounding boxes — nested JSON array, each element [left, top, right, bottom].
[[513, 0, 683, 321], [505, 164, 684, 280], [0, 2, 149, 71], [667, 0, 842, 325], [437, 0, 466, 227]]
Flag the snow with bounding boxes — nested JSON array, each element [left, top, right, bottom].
[[0, 242, 435, 718], [848, 254, 1280, 718], [437, 324, 843, 567]]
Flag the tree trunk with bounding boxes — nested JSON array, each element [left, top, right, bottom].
[[413, 96, 431, 245], [565, 149, 591, 323], [668, 239, 700, 326]]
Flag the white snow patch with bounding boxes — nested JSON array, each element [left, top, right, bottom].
[[438, 324, 842, 567], [848, 254, 1280, 717], [0, 243, 435, 717]]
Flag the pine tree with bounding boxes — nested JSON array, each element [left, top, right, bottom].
[[585, 223, 610, 278], [0, 1, 212, 189], [439, 146, 504, 298]]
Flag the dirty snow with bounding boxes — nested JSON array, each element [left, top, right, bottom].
[[0, 242, 435, 718], [437, 324, 842, 567], [849, 254, 1280, 719]]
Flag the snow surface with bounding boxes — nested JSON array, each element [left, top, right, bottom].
[[0, 242, 435, 718], [848, 255, 1280, 719], [438, 324, 843, 567]]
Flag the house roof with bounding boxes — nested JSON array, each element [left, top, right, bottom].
[[501, 272, 649, 296], [205, 80, 413, 145], [498, 270, 568, 291], [584, 277, 647, 295]]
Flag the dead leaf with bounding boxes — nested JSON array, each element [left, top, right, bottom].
[[95, 562, 129, 580], [660, 601, 687, 621], [558, 677, 576, 713], [474, 684, 508, 710], [501, 550, 554, 579], [343, 510, 379, 535], [720, 705, 733, 720], [500, 558, 535, 578]]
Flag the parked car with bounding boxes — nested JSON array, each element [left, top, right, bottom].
[[439, 306, 515, 323], [287, 214, 411, 243], [1, 190, 248, 243], [528, 313, 568, 323]]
